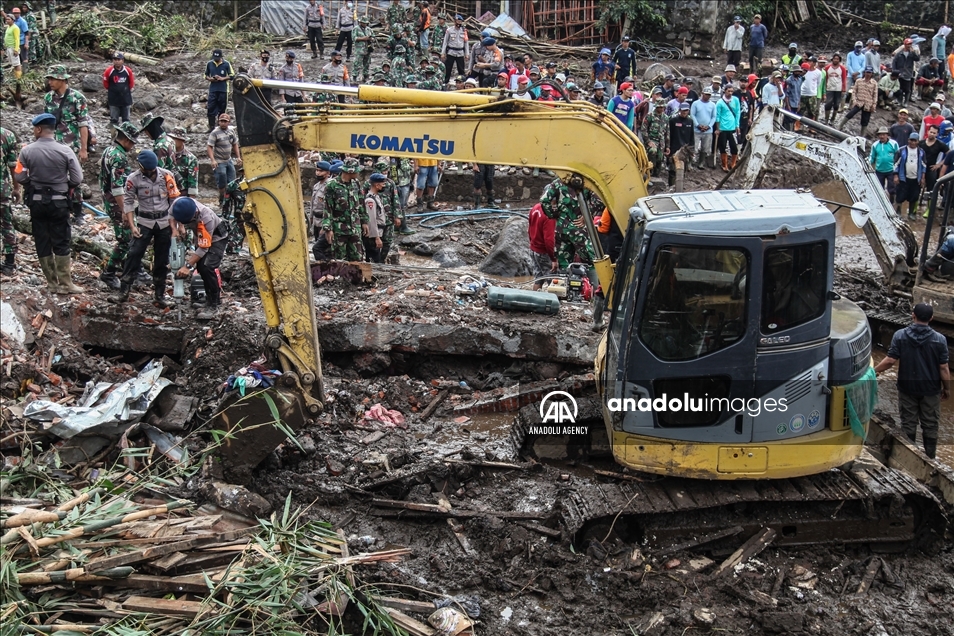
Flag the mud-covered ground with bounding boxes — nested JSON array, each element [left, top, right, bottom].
[[2, 39, 954, 636]]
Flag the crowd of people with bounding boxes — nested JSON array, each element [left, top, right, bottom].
[[4, 2, 954, 321]]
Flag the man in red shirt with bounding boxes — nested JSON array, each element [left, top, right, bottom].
[[102, 52, 134, 125], [528, 203, 556, 289]]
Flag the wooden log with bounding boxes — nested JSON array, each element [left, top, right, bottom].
[[17, 566, 133, 585], [123, 595, 204, 618], [419, 389, 449, 421], [712, 527, 777, 578], [1, 509, 65, 528]]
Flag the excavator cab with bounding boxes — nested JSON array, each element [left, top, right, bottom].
[[601, 190, 874, 480]]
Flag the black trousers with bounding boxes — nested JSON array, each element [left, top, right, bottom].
[[896, 178, 921, 206], [308, 27, 324, 55], [335, 30, 353, 58], [727, 50, 741, 67], [444, 55, 465, 84], [362, 236, 383, 263], [122, 223, 171, 284], [196, 238, 226, 306], [207, 91, 228, 118], [473, 164, 494, 192], [29, 199, 71, 257], [843, 105, 872, 127], [312, 230, 332, 260], [717, 130, 738, 155]]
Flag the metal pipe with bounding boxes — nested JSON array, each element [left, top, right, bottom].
[[247, 78, 499, 107], [774, 107, 852, 141], [576, 191, 605, 260], [921, 169, 954, 270]]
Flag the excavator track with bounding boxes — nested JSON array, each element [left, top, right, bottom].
[[509, 401, 948, 550]]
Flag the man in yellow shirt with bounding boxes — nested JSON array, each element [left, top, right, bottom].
[[413, 158, 441, 210], [3, 15, 21, 78]]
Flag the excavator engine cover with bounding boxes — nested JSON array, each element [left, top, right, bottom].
[[212, 387, 309, 484]]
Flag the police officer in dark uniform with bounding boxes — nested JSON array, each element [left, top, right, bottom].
[[14, 113, 84, 294]]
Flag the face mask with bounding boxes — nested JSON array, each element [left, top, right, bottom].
[[262, 56, 269, 62], [333, 59, 341, 65], [347, 2, 352, 7]]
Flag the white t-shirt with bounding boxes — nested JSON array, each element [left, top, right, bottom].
[[826, 66, 844, 92], [801, 69, 822, 96], [905, 148, 919, 179]]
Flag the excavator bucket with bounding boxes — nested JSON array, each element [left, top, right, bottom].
[[211, 387, 309, 484]]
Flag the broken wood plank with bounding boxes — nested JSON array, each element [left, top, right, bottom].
[[372, 499, 451, 514], [148, 549, 239, 576], [420, 389, 449, 421], [442, 458, 526, 470], [712, 527, 777, 578], [771, 564, 789, 598], [856, 557, 881, 595], [96, 573, 213, 593], [123, 595, 205, 618], [85, 529, 253, 572], [447, 518, 476, 557], [383, 607, 437, 636], [655, 525, 744, 559], [375, 596, 437, 615], [514, 521, 561, 539]]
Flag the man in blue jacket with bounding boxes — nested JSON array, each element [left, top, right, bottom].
[[894, 132, 925, 219], [748, 14, 768, 77]]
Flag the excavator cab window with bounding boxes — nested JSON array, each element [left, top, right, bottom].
[[761, 242, 827, 333], [638, 245, 749, 362]]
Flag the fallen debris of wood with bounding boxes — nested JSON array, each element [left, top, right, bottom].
[[712, 527, 777, 578]]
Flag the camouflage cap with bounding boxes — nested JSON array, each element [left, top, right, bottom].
[[405, 75, 419, 84], [45, 65, 71, 80], [654, 98, 667, 107], [359, 15, 369, 23], [382, 60, 392, 67], [424, 65, 436, 74], [112, 121, 140, 140], [372, 72, 388, 82], [139, 112, 164, 130], [167, 126, 188, 141], [394, 45, 406, 54], [342, 158, 361, 173], [373, 159, 390, 170]]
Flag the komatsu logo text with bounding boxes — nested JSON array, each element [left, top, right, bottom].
[[350, 134, 455, 156]]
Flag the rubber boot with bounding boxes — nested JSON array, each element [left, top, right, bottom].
[[859, 124, 868, 138], [1, 253, 14, 276], [99, 267, 121, 290], [426, 196, 439, 211], [473, 192, 481, 209], [108, 280, 131, 304], [923, 437, 937, 459], [154, 279, 175, 309], [486, 190, 499, 209], [38, 255, 62, 292], [836, 116, 848, 131], [730, 154, 739, 170], [53, 255, 84, 293], [720, 153, 729, 172]]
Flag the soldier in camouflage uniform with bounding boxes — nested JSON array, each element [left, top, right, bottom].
[[371, 70, 389, 87], [322, 158, 367, 261], [430, 14, 447, 55], [393, 156, 414, 221], [380, 61, 395, 86], [641, 99, 670, 178], [315, 73, 336, 103], [140, 113, 176, 172], [353, 16, 374, 83], [405, 74, 420, 89], [167, 127, 198, 197], [540, 177, 597, 270], [43, 65, 89, 223], [23, 2, 39, 66], [386, 0, 405, 26], [418, 66, 442, 90], [98, 121, 139, 289], [1, 126, 19, 275], [390, 46, 410, 87]]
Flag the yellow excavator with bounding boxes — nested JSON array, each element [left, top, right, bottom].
[[220, 76, 945, 545]]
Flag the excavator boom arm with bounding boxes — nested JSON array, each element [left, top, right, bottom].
[[742, 106, 915, 287]]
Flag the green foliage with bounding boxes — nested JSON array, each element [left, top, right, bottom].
[[598, 0, 669, 31], [49, 2, 194, 58]]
